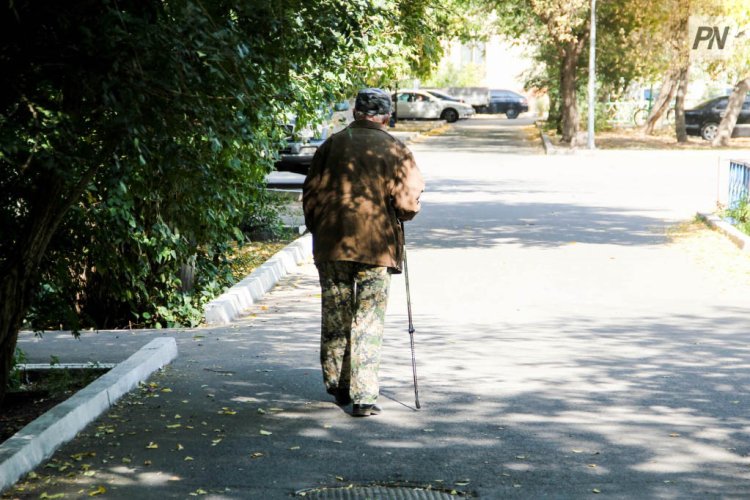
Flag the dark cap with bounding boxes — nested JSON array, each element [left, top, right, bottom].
[[355, 88, 392, 115]]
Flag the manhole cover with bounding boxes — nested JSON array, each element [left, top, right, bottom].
[[297, 486, 466, 499]]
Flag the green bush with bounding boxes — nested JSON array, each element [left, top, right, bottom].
[[724, 195, 750, 236], [0, 0, 470, 397]]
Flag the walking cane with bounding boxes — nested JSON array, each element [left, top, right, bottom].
[[401, 221, 421, 409]]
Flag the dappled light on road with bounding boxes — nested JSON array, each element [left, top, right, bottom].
[[10, 116, 750, 498]]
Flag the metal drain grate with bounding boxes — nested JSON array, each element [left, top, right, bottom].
[[297, 486, 465, 499]]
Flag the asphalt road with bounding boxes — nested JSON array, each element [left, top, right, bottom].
[[8, 116, 750, 499]]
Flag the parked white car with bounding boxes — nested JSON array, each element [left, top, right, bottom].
[[392, 90, 474, 123], [423, 89, 476, 117]]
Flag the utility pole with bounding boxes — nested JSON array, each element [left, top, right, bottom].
[[587, 0, 597, 150]]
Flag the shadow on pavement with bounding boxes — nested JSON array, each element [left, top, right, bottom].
[[17, 268, 750, 498], [407, 175, 670, 249]]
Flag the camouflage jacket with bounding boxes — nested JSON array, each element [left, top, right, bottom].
[[302, 120, 424, 273]]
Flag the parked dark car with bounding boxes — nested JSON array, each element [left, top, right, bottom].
[[274, 101, 353, 176], [685, 95, 750, 141], [480, 89, 529, 119]]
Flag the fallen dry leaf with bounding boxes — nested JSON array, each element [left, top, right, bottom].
[[89, 485, 107, 496]]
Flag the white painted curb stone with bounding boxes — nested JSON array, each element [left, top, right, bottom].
[[0, 337, 178, 493], [698, 212, 750, 252], [203, 233, 313, 325]]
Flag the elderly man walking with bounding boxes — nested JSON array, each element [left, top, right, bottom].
[[303, 88, 424, 417]]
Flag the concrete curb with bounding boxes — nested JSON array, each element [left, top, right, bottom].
[[203, 233, 313, 325], [390, 130, 422, 143], [698, 212, 750, 252], [0, 337, 178, 493], [536, 122, 580, 155], [538, 124, 555, 155]]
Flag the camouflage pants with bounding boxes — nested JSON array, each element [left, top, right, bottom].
[[316, 261, 391, 405]]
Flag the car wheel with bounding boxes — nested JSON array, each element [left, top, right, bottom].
[[506, 108, 519, 119], [701, 122, 719, 141], [441, 108, 459, 123]]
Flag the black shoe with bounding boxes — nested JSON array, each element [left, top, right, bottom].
[[335, 391, 352, 406], [352, 404, 382, 417], [328, 387, 351, 406]]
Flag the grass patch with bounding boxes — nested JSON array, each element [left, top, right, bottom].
[[722, 196, 750, 237], [537, 122, 750, 150]]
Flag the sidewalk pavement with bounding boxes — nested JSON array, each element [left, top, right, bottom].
[[4, 118, 750, 498]]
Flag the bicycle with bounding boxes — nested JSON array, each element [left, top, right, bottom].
[[633, 103, 675, 127]]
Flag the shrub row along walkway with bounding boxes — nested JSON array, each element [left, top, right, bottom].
[[6, 116, 750, 498]]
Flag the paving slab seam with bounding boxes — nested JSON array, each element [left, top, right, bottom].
[[203, 232, 313, 325], [698, 212, 750, 252], [0, 337, 178, 493]]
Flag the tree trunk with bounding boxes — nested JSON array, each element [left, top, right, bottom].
[[643, 69, 679, 135], [674, 64, 689, 143], [0, 240, 56, 406], [547, 92, 561, 134], [712, 77, 750, 147], [560, 42, 582, 144], [179, 255, 197, 293], [0, 170, 96, 403], [0, 268, 27, 406]]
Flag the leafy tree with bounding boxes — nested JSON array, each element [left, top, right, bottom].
[[0, 0, 457, 402], [423, 62, 487, 88], [711, 1, 750, 146], [637, 0, 742, 142], [712, 77, 750, 146], [638, 0, 690, 134], [493, 0, 658, 144], [493, 0, 590, 144]]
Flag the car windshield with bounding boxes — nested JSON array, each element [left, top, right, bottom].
[[427, 90, 459, 101], [696, 97, 727, 110], [491, 90, 519, 99]]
